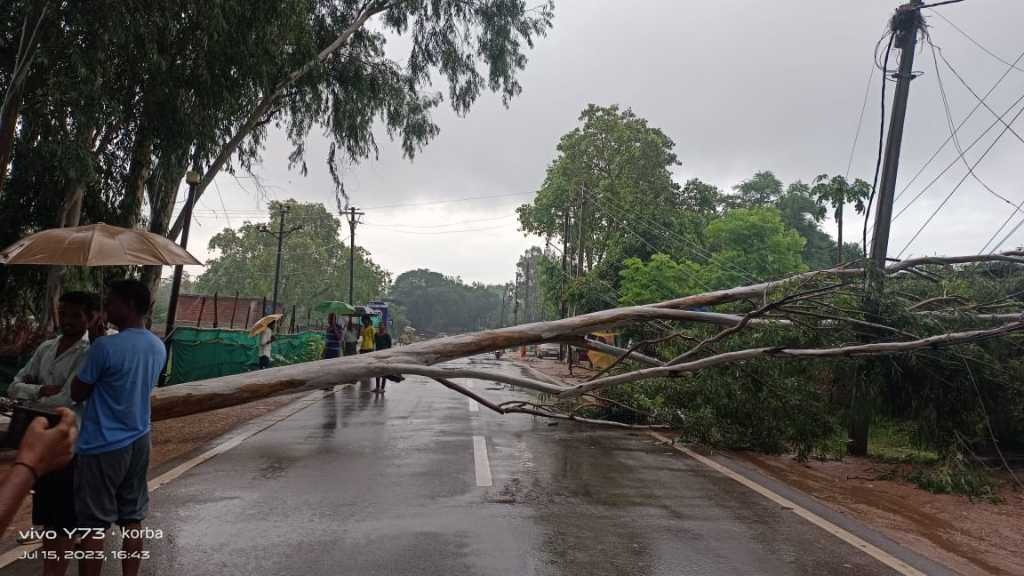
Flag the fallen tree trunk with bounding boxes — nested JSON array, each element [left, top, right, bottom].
[[150, 252, 1024, 423]]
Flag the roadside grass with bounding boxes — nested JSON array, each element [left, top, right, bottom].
[[868, 419, 940, 465]]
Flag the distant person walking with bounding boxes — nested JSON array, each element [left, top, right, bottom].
[[323, 313, 342, 359], [258, 321, 275, 369], [358, 316, 375, 354], [343, 318, 359, 356], [70, 280, 165, 576], [373, 325, 392, 392]]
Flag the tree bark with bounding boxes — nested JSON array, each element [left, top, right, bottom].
[[41, 179, 85, 331], [140, 148, 188, 297]]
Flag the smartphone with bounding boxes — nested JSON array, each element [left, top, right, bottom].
[[1, 404, 62, 450]]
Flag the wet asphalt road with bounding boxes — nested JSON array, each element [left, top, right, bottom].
[[5, 357, 913, 575]]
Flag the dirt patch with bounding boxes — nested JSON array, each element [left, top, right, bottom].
[[520, 355, 1024, 576], [736, 452, 1024, 576], [0, 392, 301, 550]]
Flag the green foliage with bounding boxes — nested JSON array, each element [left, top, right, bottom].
[[194, 200, 389, 309], [517, 104, 690, 313], [702, 207, 807, 288], [619, 255, 701, 306], [389, 269, 505, 335], [907, 448, 1000, 501]]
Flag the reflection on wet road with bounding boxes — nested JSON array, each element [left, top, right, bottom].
[[5, 357, 916, 575]]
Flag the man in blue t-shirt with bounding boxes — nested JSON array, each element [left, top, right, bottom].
[[71, 279, 165, 576]]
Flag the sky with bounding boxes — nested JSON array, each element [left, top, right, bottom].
[[179, 0, 1024, 286]]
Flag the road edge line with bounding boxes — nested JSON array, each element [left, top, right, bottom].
[[648, 431, 927, 576]]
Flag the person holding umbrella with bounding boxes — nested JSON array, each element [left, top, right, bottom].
[[249, 313, 282, 370], [323, 313, 342, 359]]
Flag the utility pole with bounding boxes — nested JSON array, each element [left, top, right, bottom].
[[164, 167, 202, 336], [513, 270, 521, 325], [524, 258, 532, 323], [576, 184, 586, 278], [499, 284, 507, 328], [559, 207, 570, 360], [261, 205, 302, 315], [853, 0, 925, 456], [345, 206, 365, 304]]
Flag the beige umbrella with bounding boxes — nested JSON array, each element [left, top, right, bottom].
[[250, 314, 284, 336], [0, 223, 202, 266]]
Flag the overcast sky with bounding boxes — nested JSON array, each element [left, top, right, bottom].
[[180, 0, 1024, 286]]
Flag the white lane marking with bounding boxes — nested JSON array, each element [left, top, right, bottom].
[[649, 432, 927, 576], [473, 435, 493, 487], [0, 386, 346, 569], [466, 381, 479, 412]]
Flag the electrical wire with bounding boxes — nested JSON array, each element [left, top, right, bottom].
[[362, 192, 534, 211], [845, 61, 878, 179], [892, 90, 1024, 222], [896, 97, 1024, 258], [928, 38, 1017, 207], [862, 32, 895, 257], [892, 20, 1024, 208]]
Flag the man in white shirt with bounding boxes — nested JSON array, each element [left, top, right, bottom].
[[258, 322, 275, 369], [7, 290, 99, 576]]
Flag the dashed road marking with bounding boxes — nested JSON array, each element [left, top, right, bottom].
[[649, 432, 927, 576], [473, 435, 492, 487]]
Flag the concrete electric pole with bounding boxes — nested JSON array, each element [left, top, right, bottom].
[[852, 0, 925, 456]]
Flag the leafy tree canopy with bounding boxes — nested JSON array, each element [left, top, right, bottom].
[[389, 269, 505, 335], [193, 200, 389, 310]]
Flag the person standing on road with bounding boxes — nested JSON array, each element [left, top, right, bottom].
[[258, 321, 275, 369], [323, 313, 342, 359], [343, 318, 359, 356], [373, 325, 392, 393], [70, 280, 166, 576], [358, 316, 375, 354], [7, 291, 97, 573]]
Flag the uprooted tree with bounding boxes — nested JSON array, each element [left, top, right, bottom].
[[152, 252, 1024, 470]]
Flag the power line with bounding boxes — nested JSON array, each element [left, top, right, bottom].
[[891, 22, 1024, 208], [862, 31, 895, 256], [891, 89, 1024, 222], [896, 95, 1024, 258], [929, 9, 1024, 73], [362, 192, 534, 211], [361, 224, 513, 236], [846, 60, 878, 179], [928, 38, 1017, 207], [362, 213, 517, 229]]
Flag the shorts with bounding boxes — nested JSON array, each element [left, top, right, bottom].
[[75, 433, 151, 529], [32, 459, 76, 530], [258, 355, 271, 369]]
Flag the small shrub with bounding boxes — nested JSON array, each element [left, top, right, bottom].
[[907, 448, 1001, 502]]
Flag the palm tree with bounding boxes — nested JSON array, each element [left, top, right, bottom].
[[811, 174, 871, 264]]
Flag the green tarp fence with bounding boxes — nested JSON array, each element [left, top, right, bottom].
[[166, 327, 324, 385]]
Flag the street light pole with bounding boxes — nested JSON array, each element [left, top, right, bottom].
[[164, 169, 202, 336]]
